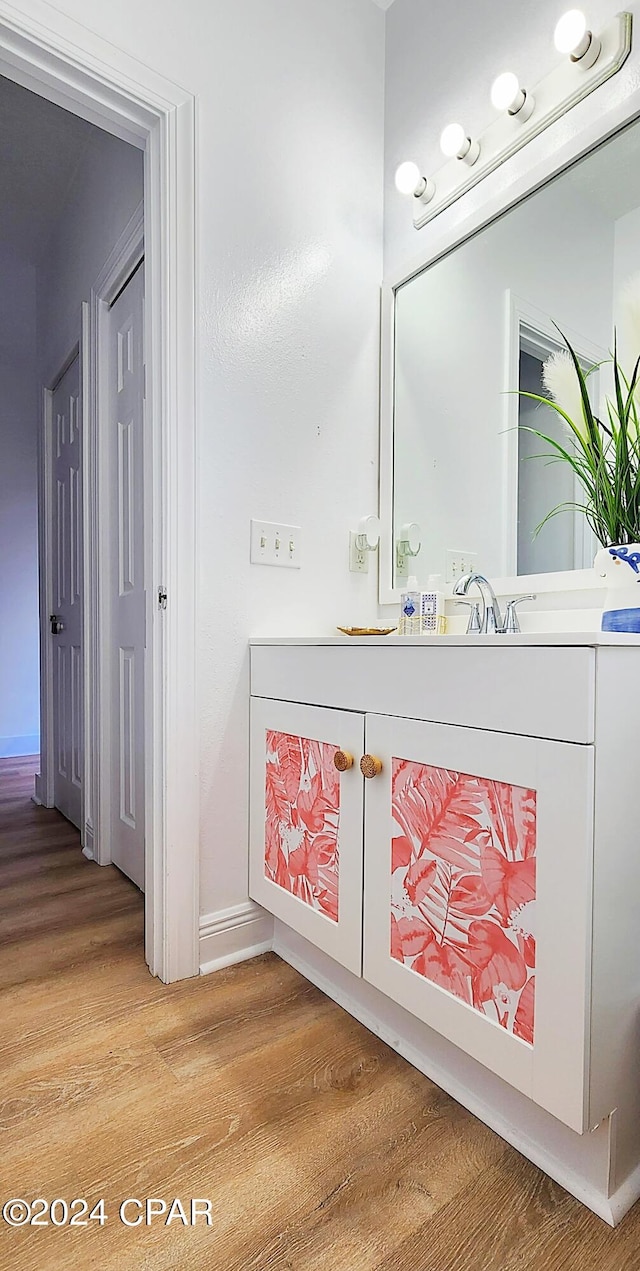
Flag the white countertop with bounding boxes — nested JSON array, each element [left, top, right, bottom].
[[250, 631, 640, 647]]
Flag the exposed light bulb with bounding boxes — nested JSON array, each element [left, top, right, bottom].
[[491, 71, 522, 112], [394, 160, 421, 195], [554, 8, 587, 54], [440, 123, 467, 158], [490, 71, 535, 121], [554, 9, 601, 65], [394, 161, 435, 205], [440, 123, 480, 166]]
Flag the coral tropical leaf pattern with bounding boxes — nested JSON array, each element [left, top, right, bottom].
[[391, 758, 536, 1041], [265, 730, 340, 922]]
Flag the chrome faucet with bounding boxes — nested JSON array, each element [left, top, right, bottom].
[[453, 572, 536, 634], [453, 572, 502, 633]]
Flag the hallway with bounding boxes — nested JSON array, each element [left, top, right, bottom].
[[1, 756, 640, 1270]]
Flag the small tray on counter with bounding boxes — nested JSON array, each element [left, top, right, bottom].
[[336, 626, 397, 637]]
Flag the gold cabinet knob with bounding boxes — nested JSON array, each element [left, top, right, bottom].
[[360, 754, 383, 779], [334, 749, 354, 772]]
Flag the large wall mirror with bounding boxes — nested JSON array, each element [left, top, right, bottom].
[[382, 114, 640, 598]]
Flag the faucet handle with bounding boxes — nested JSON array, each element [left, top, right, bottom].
[[455, 599, 482, 634], [502, 594, 537, 634]]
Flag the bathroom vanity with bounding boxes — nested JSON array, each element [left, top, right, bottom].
[[249, 633, 640, 1224]]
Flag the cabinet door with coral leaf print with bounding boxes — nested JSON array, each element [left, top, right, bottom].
[[249, 697, 365, 975], [363, 714, 594, 1133]]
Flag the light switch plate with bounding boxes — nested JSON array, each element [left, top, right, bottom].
[[250, 520, 301, 568], [446, 549, 478, 583]]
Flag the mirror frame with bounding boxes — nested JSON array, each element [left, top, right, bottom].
[[379, 82, 640, 606]]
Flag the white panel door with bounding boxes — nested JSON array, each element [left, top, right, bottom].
[[108, 263, 145, 890], [363, 713, 594, 1133], [51, 355, 82, 829], [249, 697, 365, 975]]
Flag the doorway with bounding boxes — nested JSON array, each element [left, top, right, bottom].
[[41, 242, 147, 895], [516, 327, 599, 576], [0, 6, 198, 982], [49, 350, 82, 829], [504, 291, 605, 580]]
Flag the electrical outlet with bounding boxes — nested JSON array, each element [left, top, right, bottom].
[[446, 549, 478, 583], [349, 531, 368, 573], [250, 520, 301, 568]]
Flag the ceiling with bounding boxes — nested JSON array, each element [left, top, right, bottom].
[[0, 73, 101, 261], [371, 0, 396, 9]]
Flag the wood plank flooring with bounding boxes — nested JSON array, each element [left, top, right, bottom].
[[1, 753, 640, 1269]]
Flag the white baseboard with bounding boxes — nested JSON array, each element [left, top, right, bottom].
[[273, 924, 626, 1227], [199, 901, 274, 975], [608, 1156, 640, 1226]]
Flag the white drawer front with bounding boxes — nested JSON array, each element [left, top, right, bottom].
[[251, 645, 595, 743]]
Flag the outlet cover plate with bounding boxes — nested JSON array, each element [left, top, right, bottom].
[[349, 531, 369, 573]]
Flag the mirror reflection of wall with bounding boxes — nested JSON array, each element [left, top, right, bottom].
[[392, 117, 640, 588], [517, 336, 598, 577], [517, 347, 573, 577]]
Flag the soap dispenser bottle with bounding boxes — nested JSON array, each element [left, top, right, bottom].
[[399, 575, 421, 635], [422, 573, 447, 634]]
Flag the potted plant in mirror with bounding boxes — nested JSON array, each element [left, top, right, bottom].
[[520, 299, 640, 633]]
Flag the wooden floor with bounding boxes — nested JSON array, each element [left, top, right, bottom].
[[1, 758, 640, 1270]]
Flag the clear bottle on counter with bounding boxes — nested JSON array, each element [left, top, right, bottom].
[[399, 575, 421, 635]]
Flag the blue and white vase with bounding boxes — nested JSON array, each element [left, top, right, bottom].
[[595, 544, 640, 633]]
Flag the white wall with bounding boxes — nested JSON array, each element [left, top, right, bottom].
[[24, 0, 385, 917], [37, 128, 144, 379], [0, 245, 39, 756], [613, 204, 640, 377], [383, 0, 640, 277]]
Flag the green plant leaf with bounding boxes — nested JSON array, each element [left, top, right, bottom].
[[515, 326, 640, 546]]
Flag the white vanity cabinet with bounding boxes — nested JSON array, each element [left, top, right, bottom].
[[249, 637, 640, 1168]]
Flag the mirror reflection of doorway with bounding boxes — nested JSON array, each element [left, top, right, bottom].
[[516, 328, 598, 576]]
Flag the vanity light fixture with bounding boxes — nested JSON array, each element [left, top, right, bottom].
[[396, 521, 422, 576], [403, 10, 630, 231], [440, 123, 480, 166], [394, 161, 436, 204], [490, 71, 535, 122], [554, 9, 602, 67]]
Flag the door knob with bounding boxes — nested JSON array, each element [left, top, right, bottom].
[[334, 749, 354, 772], [360, 754, 383, 779], [50, 614, 64, 635]]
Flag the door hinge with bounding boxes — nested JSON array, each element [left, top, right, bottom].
[[158, 586, 167, 610]]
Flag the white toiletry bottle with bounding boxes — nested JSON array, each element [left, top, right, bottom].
[[421, 574, 446, 634], [399, 575, 421, 635]]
